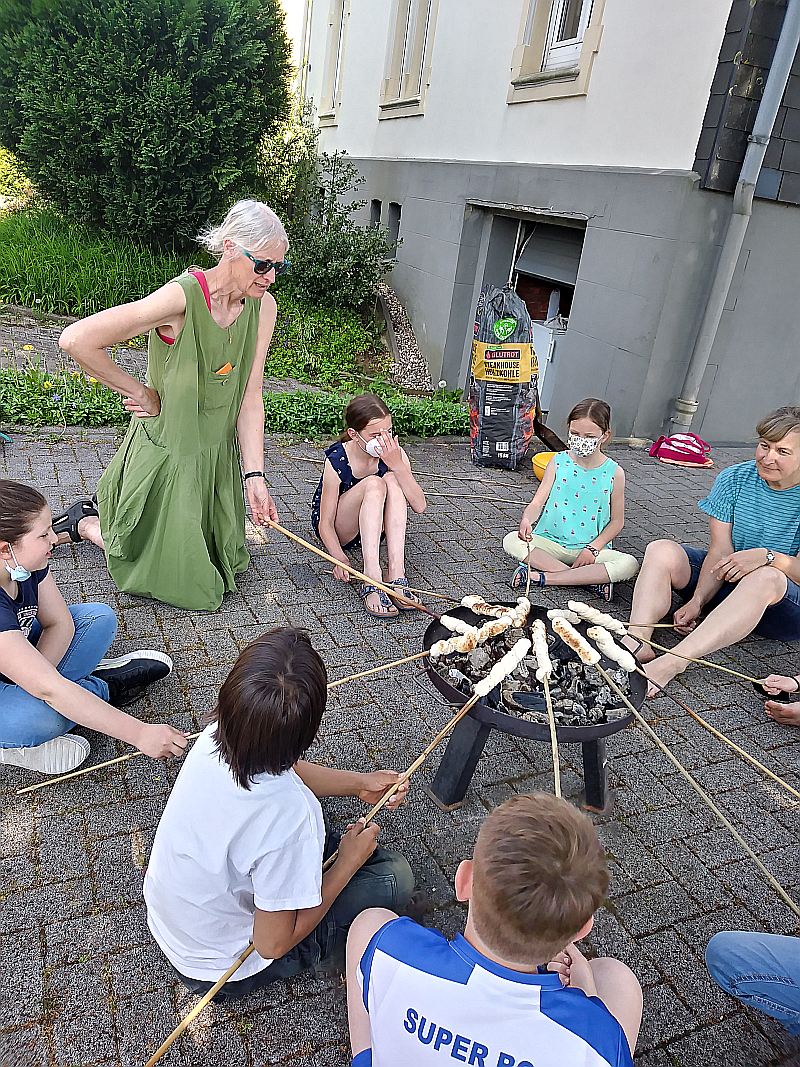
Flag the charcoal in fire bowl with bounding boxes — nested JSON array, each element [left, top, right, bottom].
[[423, 603, 642, 744]]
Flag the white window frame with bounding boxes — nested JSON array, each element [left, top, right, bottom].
[[319, 0, 350, 125], [542, 0, 594, 71], [509, 0, 605, 105], [379, 0, 439, 119]]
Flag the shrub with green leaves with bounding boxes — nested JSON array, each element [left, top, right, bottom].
[[0, 366, 469, 438], [288, 152, 394, 313], [0, 147, 32, 201], [0, 0, 291, 244]]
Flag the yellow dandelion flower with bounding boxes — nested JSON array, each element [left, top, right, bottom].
[[43, 380, 53, 388], [88, 376, 98, 384], [72, 371, 80, 378], [22, 344, 34, 351]]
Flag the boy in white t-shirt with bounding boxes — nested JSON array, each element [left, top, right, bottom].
[[144, 627, 413, 998], [346, 793, 642, 1067]]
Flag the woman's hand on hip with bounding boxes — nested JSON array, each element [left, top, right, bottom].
[[136, 724, 189, 759], [246, 477, 278, 525], [123, 385, 161, 418]]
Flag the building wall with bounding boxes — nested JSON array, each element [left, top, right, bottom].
[[308, 0, 731, 171]]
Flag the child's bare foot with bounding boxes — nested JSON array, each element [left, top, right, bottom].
[[765, 700, 800, 727], [643, 654, 686, 697]]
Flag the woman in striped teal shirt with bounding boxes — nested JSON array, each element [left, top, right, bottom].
[[626, 407, 800, 695]]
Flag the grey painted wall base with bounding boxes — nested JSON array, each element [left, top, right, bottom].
[[358, 157, 800, 442]]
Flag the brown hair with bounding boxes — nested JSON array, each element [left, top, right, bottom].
[[470, 793, 609, 963], [339, 393, 391, 441], [756, 406, 800, 444], [211, 627, 327, 789], [567, 398, 611, 435], [0, 481, 48, 544]]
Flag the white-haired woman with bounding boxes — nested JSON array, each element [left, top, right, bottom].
[[57, 200, 287, 611]]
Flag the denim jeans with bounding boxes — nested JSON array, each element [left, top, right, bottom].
[[681, 545, 800, 641], [706, 931, 800, 1035], [176, 828, 415, 1000], [0, 602, 116, 748]]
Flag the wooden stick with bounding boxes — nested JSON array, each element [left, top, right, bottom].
[[595, 663, 800, 919], [328, 650, 430, 689], [143, 943, 257, 1067], [626, 622, 676, 629], [15, 732, 203, 796], [322, 691, 483, 872], [543, 676, 562, 798], [639, 669, 800, 802], [288, 454, 524, 489], [19, 649, 436, 795], [264, 519, 439, 617], [635, 635, 761, 684], [524, 556, 532, 600]]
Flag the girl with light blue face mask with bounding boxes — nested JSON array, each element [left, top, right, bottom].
[[502, 399, 640, 602], [310, 393, 428, 619], [0, 479, 187, 777]]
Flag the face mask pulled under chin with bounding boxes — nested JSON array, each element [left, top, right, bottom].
[[5, 547, 31, 582], [567, 432, 601, 458]]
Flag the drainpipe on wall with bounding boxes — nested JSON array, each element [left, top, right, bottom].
[[671, 0, 800, 433]]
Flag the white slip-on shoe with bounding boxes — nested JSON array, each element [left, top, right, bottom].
[[0, 734, 91, 775]]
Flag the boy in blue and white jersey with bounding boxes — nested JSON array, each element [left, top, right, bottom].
[[346, 793, 642, 1067]]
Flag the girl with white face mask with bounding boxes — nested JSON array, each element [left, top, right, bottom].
[[503, 399, 639, 602], [0, 481, 187, 776], [311, 394, 427, 618]]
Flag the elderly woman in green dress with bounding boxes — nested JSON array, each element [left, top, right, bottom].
[[56, 200, 286, 611]]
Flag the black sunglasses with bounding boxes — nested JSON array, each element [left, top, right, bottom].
[[236, 245, 291, 277]]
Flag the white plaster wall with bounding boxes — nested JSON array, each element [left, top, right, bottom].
[[306, 0, 732, 171]]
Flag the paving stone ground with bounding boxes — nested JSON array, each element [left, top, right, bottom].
[[2, 420, 800, 1064]]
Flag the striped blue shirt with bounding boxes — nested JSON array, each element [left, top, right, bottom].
[[699, 461, 800, 554]]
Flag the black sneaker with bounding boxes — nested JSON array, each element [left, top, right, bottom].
[[93, 650, 173, 707]]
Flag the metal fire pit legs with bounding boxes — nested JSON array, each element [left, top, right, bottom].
[[426, 722, 613, 813], [581, 737, 612, 814], [425, 716, 493, 812]]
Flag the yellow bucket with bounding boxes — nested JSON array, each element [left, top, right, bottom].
[[532, 451, 556, 480]]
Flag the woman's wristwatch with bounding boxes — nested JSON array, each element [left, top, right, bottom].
[[765, 549, 776, 566], [586, 545, 600, 558]]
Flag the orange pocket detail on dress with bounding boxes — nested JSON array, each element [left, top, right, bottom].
[[215, 362, 234, 375]]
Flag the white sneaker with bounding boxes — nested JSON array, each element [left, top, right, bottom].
[[0, 734, 91, 775]]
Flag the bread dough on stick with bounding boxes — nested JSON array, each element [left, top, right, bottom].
[[586, 626, 637, 673], [567, 600, 628, 638], [551, 617, 601, 665], [531, 619, 552, 683], [474, 638, 532, 698]]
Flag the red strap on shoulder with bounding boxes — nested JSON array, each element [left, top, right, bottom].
[[188, 268, 212, 312]]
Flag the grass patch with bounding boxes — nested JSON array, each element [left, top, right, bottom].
[[0, 365, 469, 438]]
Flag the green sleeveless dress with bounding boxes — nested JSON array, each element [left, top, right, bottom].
[[96, 272, 260, 611]]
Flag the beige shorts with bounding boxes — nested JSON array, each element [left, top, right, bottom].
[[502, 532, 640, 584]]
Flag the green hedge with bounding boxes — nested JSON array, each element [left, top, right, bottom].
[[0, 366, 469, 437]]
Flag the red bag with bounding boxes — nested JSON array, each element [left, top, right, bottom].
[[649, 433, 713, 468]]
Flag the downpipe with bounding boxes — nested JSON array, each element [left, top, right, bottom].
[[671, 0, 800, 432]]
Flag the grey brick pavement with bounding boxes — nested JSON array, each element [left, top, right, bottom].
[[1, 425, 800, 1066]]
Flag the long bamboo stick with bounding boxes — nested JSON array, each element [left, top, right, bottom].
[[596, 664, 800, 919], [15, 732, 203, 796], [143, 944, 257, 1067], [640, 670, 800, 802], [543, 677, 562, 799], [423, 490, 526, 507], [264, 519, 439, 617], [18, 649, 439, 796], [145, 689, 485, 1063], [322, 690, 483, 872], [288, 454, 524, 489], [327, 650, 430, 689], [635, 635, 761, 684]]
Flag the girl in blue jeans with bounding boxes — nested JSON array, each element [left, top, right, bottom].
[[0, 480, 187, 775]]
